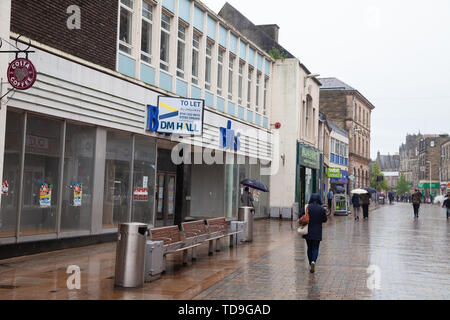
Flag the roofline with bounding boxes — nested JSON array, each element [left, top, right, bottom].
[[320, 88, 375, 110]]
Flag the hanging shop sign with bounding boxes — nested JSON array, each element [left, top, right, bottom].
[[297, 143, 320, 169], [327, 168, 341, 179], [39, 183, 52, 208], [147, 96, 204, 136], [418, 182, 440, 189], [220, 120, 241, 151], [1, 180, 8, 195], [73, 183, 83, 207], [331, 170, 349, 184], [7, 57, 37, 90]]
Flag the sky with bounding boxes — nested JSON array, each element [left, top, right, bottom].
[[202, 0, 450, 160]]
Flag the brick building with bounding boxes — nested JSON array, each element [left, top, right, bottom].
[[399, 133, 422, 189], [318, 78, 374, 191]]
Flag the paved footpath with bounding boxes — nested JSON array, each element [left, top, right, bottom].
[[0, 203, 449, 300]]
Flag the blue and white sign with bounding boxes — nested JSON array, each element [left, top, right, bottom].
[[147, 96, 204, 136], [220, 120, 241, 151]]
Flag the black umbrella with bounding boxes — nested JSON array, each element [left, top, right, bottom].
[[240, 179, 269, 192], [363, 187, 377, 194]]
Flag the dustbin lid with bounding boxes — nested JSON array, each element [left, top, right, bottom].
[[119, 222, 149, 235]]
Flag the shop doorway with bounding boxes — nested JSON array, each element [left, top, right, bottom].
[[155, 172, 176, 227]]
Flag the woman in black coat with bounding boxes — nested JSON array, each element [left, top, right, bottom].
[[351, 193, 361, 221], [298, 193, 328, 273]]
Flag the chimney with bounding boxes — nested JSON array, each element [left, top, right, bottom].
[[256, 24, 280, 43]]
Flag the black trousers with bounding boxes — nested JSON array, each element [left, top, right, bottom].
[[413, 204, 420, 216], [362, 204, 369, 218]]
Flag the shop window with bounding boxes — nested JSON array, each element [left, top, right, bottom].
[[61, 123, 96, 232], [132, 136, 156, 225], [103, 131, 133, 228], [0, 111, 23, 238], [20, 115, 61, 236]]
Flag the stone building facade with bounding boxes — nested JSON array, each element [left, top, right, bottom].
[[399, 133, 422, 189], [441, 139, 450, 193], [375, 152, 400, 191], [318, 78, 374, 191]]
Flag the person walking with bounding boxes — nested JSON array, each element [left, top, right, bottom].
[[298, 194, 328, 273], [442, 192, 450, 220], [240, 187, 254, 208], [360, 192, 370, 219], [351, 193, 361, 221], [327, 189, 334, 215], [412, 188, 422, 219]]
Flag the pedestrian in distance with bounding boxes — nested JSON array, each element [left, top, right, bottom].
[[327, 189, 334, 215], [360, 192, 370, 219], [442, 192, 450, 220], [351, 193, 361, 221], [429, 193, 434, 205], [298, 194, 328, 274], [240, 187, 254, 208], [412, 188, 422, 219]]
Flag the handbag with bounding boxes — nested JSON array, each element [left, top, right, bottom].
[[297, 205, 309, 235]]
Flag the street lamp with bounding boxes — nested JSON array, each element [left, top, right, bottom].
[[303, 73, 320, 88]]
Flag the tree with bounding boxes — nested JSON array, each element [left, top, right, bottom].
[[395, 173, 411, 195], [370, 161, 389, 192]]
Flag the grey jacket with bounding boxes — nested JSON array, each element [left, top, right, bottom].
[[241, 190, 254, 207]]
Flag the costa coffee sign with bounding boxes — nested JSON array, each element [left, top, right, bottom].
[[7, 58, 37, 90]]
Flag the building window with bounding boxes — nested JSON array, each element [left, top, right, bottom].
[[160, 12, 171, 71], [263, 77, 268, 116], [238, 62, 243, 105], [228, 55, 234, 100], [191, 33, 200, 84], [217, 48, 224, 96], [247, 67, 253, 108], [176, 23, 186, 78], [205, 41, 212, 90], [140, 1, 153, 64], [255, 73, 261, 112], [305, 95, 311, 137], [119, 0, 134, 54]]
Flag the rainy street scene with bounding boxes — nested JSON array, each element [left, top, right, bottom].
[[0, 0, 449, 305]]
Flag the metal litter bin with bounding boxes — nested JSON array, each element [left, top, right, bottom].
[[115, 222, 149, 288], [238, 206, 255, 242]]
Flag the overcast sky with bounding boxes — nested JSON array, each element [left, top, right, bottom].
[[202, 0, 450, 159]]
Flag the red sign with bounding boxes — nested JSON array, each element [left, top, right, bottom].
[[2, 181, 8, 195], [7, 58, 37, 90], [133, 187, 149, 201]]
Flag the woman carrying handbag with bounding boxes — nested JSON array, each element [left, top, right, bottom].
[[298, 194, 328, 273]]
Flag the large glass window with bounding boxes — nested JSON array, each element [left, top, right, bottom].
[[192, 33, 200, 84], [160, 13, 171, 71], [255, 73, 261, 112], [20, 115, 61, 236], [119, 0, 134, 54], [263, 77, 268, 115], [61, 124, 96, 232], [177, 23, 186, 78], [103, 131, 132, 229], [247, 67, 253, 108], [0, 111, 23, 238], [140, 1, 153, 64], [238, 62, 243, 105], [132, 136, 156, 225], [205, 41, 212, 90]]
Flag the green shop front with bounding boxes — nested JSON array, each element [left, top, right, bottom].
[[296, 142, 320, 208], [418, 181, 440, 197]]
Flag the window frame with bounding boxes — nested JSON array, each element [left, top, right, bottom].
[[176, 21, 187, 79], [140, 0, 153, 65], [159, 11, 171, 71], [119, 0, 134, 55]]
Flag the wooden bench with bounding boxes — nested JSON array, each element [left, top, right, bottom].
[[149, 225, 202, 267], [180, 220, 209, 261], [206, 217, 242, 255]]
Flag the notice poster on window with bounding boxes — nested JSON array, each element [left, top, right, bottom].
[[167, 177, 175, 215], [134, 187, 149, 201], [39, 183, 52, 208], [1, 180, 8, 195], [252, 190, 260, 202], [73, 183, 83, 207]]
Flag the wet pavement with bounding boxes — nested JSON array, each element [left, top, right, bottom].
[[0, 203, 449, 300]]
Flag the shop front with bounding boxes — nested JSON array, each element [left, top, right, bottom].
[[418, 181, 440, 198], [296, 143, 320, 208], [328, 168, 349, 195]]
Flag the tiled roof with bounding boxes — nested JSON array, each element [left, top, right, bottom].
[[318, 77, 355, 91], [327, 120, 349, 137]]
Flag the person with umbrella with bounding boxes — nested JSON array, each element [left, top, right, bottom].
[[412, 188, 422, 219], [240, 186, 254, 208], [239, 178, 269, 208], [360, 191, 370, 220], [351, 190, 366, 221]]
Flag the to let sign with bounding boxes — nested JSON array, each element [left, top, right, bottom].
[[7, 58, 37, 90]]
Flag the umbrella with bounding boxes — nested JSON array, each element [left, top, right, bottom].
[[351, 188, 368, 194], [363, 187, 377, 194], [240, 178, 269, 192]]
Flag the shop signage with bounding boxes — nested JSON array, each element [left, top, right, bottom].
[[327, 168, 341, 179], [331, 170, 349, 184], [1, 180, 8, 195], [147, 96, 204, 136], [447, 182, 450, 189], [297, 143, 320, 169], [73, 183, 83, 207], [418, 182, 440, 189], [39, 183, 52, 208], [220, 120, 241, 151], [7, 58, 37, 90], [26, 135, 49, 149], [133, 187, 149, 201]]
